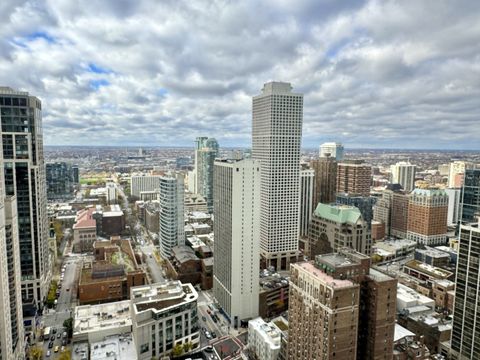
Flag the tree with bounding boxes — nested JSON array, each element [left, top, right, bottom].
[[58, 351, 71, 360], [29, 346, 43, 360], [183, 341, 192, 353], [63, 317, 73, 338], [171, 343, 184, 357]]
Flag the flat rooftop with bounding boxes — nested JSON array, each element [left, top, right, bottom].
[[294, 262, 355, 289], [73, 300, 132, 336], [404, 260, 453, 279], [90, 333, 136, 360]]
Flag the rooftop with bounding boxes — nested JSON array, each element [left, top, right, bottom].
[[249, 318, 281, 348], [394, 324, 415, 342], [313, 203, 362, 224], [90, 333, 136, 360], [73, 300, 132, 336], [73, 208, 96, 229], [404, 260, 453, 279], [294, 261, 355, 289]]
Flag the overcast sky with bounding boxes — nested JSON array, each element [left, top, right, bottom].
[[1, 0, 479, 149]]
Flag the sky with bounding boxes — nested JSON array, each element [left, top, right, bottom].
[[0, 0, 479, 150]]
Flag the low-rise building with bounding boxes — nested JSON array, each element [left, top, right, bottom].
[[393, 324, 431, 360], [73, 208, 97, 252], [414, 247, 450, 268], [130, 281, 200, 359], [248, 318, 281, 360], [403, 260, 454, 286], [396, 283, 435, 312], [258, 270, 289, 319], [431, 280, 455, 312], [373, 239, 417, 259], [90, 333, 136, 360]]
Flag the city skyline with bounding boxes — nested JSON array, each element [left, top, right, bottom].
[[1, 1, 479, 149]]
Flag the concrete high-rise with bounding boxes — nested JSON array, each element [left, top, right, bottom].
[[336, 160, 371, 197], [310, 155, 337, 206], [446, 187, 461, 226], [390, 161, 416, 193], [451, 219, 480, 359], [448, 161, 474, 188], [252, 81, 303, 270], [459, 169, 480, 224], [131, 175, 162, 198], [159, 173, 185, 259], [194, 137, 219, 213], [213, 159, 260, 326], [299, 166, 314, 238], [0, 139, 24, 359], [407, 188, 448, 246], [0, 87, 51, 308], [288, 248, 397, 360], [319, 142, 344, 161]]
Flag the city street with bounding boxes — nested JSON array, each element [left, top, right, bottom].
[[140, 243, 165, 283]]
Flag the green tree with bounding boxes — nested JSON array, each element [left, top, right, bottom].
[[58, 351, 71, 360], [183, 341, 192, 353], [29, 346, 43, 360], [171, 343, 184, 357], [63, 317, 73, 338]]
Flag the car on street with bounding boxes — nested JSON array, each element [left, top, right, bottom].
[[211, 331, 217, 338], [52, 328, 57, 334], [50, 335, 55, 341], [205, 345, 214, 352], [46, 350, 51, 357], [66, 288, 70, 291], [57, 332, 61, 339], [54, 346, 60, 353], [202, 316, 206, 321], [48, 342, 54, 348]]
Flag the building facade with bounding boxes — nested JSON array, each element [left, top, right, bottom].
[[459, 169, 480, 224], [194, 137, 219, 213], [130, 175, 162, 198], [336, 160, 372, 196], [252, 81, 303, 270], [131, 281, 200, 359], [448, 161, 474, 188], [319, 142, 344, 161], [446, 188, 461, 226], [451, 220, 480, 359], [0, 87, 51, 308], [159, 173, 185, 259], [248, 317, 281, 360], [308, 203, 372, 257], [213, 159, 260, 326], [299, 167, 314, 238], [45, 162, 77, 200], [391, 162, 416, 193], [0, 147, 24, 359], [311, 155, 337, 206], [406, 188, 448, 246], [336, 193, 376, 228]]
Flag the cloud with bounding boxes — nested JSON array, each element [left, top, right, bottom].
[[0, 0, 479, 149]]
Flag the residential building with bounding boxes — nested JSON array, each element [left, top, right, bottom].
[[248, 318, 281, 360], [159, 173, 185, 259], [288, 248, 397, 360], [336, 192, 376, 227], [446, 188, 461, 226], [391, 162, 416, 193], [194, 136, 219, 213], [130, 175, 162, 198], [45, 162, 77, 200], [1, 87, 51, 307], [391, 191, 410, 238], [184, 192, 208, 213], [319, 142, 344, 161], [371, 220, 386, 241], [459, 169, 480, 224], [131, 281, 200, 359], [299, 167, 314, 238], [448, 161, 474, 188], [0, 154, 24, 359], [213, 159, 260, 326], [252, 81, 303, 270], [414, 247, 450, 268], [407, 188, 448, 246], [310, 155, 337, 206], [308, 203, 371, 257], [105, 182, 117, 204], [336, 160, 372, 196], [451, 220, 480, 359]]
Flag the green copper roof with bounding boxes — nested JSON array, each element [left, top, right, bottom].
[[314, 203, 362, 224]]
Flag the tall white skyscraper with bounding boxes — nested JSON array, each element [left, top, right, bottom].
[[299, 167, 314, 238], [252, 81, 303, 270], [319, 142, 344, 161], [390, 161, 416, 192], [0, 141, 24, 359], [159, 173, 185, 259], [0, 87, 51, 310], [213, 159, 260, 326]]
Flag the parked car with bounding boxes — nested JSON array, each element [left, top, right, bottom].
[[48, 342, 54, 349], [46, 350, 51, 357], [54, 346, 60, 353]]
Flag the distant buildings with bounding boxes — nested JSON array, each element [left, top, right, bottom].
[[310, 155, 337, 206], [448, 161, 474, 188], [319, 142, 344, 161], [45, 162, 78, 200], [391, 161, 416, 192], [308, 203, 371, 257], [445, 188, 461, 226], [406, 188, 448, 246], [213, 159, 260, 325], [0, 87, 51, 309], [336, 193, 376, 228], [194, 136, 219, 213], [459, 169, 480, 224], [131, 281, 200, 359], [451, 220, 480, 359], [130, 175, 162, 198], [159, 173, 185, 259], [299, 167, 314, 238], [288, 248, 397, 360], [336, 160, 372, 196], [252, 81, 303, 270]]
